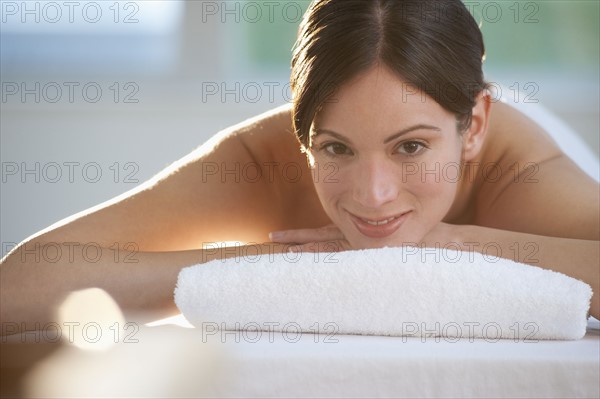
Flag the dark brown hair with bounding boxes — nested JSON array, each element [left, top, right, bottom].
[[290, 0, 487, 148]]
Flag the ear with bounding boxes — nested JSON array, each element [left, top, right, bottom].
[[461, 90, 491, 162]]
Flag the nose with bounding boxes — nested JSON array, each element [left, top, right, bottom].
[[352, 157, 400, 208]]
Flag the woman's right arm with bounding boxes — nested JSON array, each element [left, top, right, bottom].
[[0, 104, 299, 334], [0, 242, 288, 334]]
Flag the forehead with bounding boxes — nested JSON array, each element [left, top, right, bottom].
[[313, 64, 455, 135]]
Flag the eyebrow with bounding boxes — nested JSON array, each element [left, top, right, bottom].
[[312, 124, 441, 144]]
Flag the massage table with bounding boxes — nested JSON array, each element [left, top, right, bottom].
[[2, 95, 598, 398]]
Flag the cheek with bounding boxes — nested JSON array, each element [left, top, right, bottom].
[[406, 177, 456, 218], [311, 162, 348, 205], [404, 158, 461, 212]]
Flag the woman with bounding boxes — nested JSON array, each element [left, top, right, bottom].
[[1, 0, 598, 333]]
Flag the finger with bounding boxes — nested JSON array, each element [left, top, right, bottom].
[[269, 224, 344, 244], [289, 240, 344, 253]]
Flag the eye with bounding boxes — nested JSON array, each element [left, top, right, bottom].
[[397, 141, 427, 156], [322, 142, 353, 156]]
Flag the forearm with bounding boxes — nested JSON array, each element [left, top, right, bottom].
[[0, 241, 286, 334], [457, 225, 600, 319]]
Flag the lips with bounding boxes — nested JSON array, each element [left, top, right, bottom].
[[347, 210, 411, 238]]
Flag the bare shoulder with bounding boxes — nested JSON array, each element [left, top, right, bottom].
[[235, 103, 301, 163], [473, 101, 599, 240], [25, 104, 317, 253], [236, 103, 331, 229]]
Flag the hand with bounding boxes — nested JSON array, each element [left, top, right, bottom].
[[269, 224, 352, 253], [418, 222, 462, 249], [269, 222, 462, 253]]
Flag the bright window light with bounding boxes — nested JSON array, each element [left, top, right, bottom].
[[0, 1, 185, 75], [0, 0, 183, 35]]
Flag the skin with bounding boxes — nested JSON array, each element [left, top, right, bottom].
[[1, 65, 598, 334]]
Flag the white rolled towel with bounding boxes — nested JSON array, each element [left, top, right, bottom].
[[174, 247, 592, 340]]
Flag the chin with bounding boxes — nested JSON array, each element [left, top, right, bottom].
[[343, 230, 424, 250]]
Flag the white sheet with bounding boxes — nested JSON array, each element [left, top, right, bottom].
[[26, 315, 599, 398], [200, 317, 600, 398]]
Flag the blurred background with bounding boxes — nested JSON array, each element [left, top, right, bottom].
[[1, 0, 599, 257]]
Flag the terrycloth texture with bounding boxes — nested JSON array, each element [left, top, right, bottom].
[[175, 247, 592, 340]]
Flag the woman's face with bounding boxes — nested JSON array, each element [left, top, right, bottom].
[[308, 64, 466, 248]]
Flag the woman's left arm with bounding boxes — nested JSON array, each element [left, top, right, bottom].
[[444, 224, 600, 320], [433, 153, 600, 319]]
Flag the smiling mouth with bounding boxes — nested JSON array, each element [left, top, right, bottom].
[[358, 216, 399, 226], [347, 210, 412, 238]]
